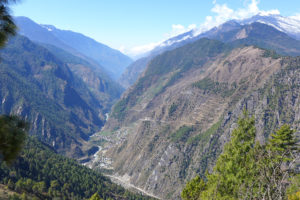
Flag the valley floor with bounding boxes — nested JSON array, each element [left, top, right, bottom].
[[105, 174, 161, 200]]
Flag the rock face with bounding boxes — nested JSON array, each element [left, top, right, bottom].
[[90, 39, 300, 199]]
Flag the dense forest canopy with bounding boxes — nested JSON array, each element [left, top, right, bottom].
[[0, 138, 155, 200]]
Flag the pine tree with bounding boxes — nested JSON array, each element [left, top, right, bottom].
[[0, 0, 22, 164], [260, 125, 299, 200], [268, 124, 297, 161], [181, 111, 299, 200], [0, 0, 18, 47], [181, 175, 206, 200], [0, 115, 28, 164], [201, 110, 257, 199], [89, 192, 103, 200]]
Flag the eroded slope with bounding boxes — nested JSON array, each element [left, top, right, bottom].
[[90, 39, 300, 199]]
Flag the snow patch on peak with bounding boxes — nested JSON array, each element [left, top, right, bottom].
[[158, 31, 196, 48], [46, 27, 53, 32], [40, 24, 56, 32], [239, 14, 300, 38]]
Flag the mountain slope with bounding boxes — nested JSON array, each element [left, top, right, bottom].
[[0, 35, 111, 157], [41, 43, 124, 112], [118, 57, 152, 89], [119, 16, 300, 88], [151, 14, 300, 56], [212, 22, 300, 56], [15, 16, 132, 79], [90, 39, 300, 199], [239, 14, 300, 40], [0, 137, 155, 200]]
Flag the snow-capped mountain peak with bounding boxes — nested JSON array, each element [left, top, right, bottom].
[[142, 14, 300, 58], [239, 14, 300, 39]]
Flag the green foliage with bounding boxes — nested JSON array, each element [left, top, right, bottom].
[[170, 125, 194, 142], [182, 111, 299, 200], [0, 35, 108, 153], [187, 119, 222, 145], [181, 176, 206, 200], [262, 49, 281, 59], [193, 78, 216, 91], [8, 194, 21, 200], [193, 78, 235, 97], [112, 97, 129, 120], [287, 174, 300, 200], [201, 110, 257, 199], [168, 103, 178, 117], [289, 191, 300, 200], [0, 115, 28, 164], [268, 124, 297, 157], [89, 192, 103, 200], [0, 0, 18, 48], [0, 138, 154, 200], [259, 125, 299, 199]]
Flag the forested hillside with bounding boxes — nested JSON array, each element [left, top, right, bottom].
[[0, 35, 116, 157], [0, 137, 155, 200]]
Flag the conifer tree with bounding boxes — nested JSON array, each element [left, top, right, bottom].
[[181, 175, 206, 200], [181, 112, 299, 200], [0, 0, 18, 47], [0, 0, 25, 164], [259, 125, 299, 200], [201, 110, 257, 199], [89, 192, 103, 200], [0, 115, 28, 164]]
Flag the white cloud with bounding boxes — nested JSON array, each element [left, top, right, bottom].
[[290, 14, 300, 21], [165, 23, 197, 38], [123, 23, 197, 58], [195, 0, 280, 34], [259, 9, 280, 16], [188, 24, 197, 29], [126, 0, 281, 58], [118, 45, 126, 54], [129, 42, 161, 55], [119, 41, 162, 58]]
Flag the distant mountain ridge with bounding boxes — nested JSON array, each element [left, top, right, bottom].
[[119, 14, 300, 88], [239, 14, 300, 39], [152, 13, 300, 54], [15, 16, 132, 79]]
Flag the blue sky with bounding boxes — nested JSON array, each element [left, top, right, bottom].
[[11, 0, 300, 56]]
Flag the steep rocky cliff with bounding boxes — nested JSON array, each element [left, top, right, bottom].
[[89, 38, 300, 199]]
